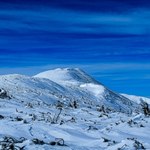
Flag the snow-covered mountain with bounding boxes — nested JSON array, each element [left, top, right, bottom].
[[0, 68, 149, 150], [34, 68, 139, 114]]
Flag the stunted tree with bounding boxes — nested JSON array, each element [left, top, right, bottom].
[[140, 99, 150, 116], [51, 101, 63, 124], [0, 88, 11, 99]]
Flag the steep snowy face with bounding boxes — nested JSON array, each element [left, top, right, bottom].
[[34, 68, 98, 85]]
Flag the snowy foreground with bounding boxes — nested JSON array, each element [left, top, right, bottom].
[[0, 68, 149, 150]]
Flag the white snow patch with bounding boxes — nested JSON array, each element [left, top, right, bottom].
[[80, 83, 105, 96]]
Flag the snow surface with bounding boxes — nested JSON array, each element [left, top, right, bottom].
[[0, 68, 149, 150], [122, 93, 150, 105]]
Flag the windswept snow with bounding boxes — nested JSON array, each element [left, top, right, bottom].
[[80, 83, 105, 96], [0, 68, 149, 150]]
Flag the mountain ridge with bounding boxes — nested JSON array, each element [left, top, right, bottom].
[[0, 68, 142, 114]]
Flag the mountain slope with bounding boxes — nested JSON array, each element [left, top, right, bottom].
[[34, 68, 139, 114], [0, 68, 149, 150]]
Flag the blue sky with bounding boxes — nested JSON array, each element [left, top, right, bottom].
[[0, 0, 150, 97]]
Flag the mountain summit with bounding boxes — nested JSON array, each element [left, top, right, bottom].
[[34, 68, 98, 85]]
